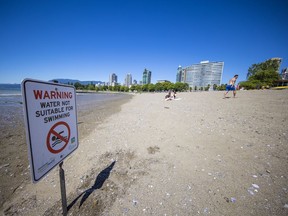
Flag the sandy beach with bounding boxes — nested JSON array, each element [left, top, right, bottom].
[[1, 90, 288, 215]]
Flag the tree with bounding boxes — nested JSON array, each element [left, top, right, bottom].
[[205, 84, 210, 91], [135, 85, 142, 92], [213, 84, 217, 91], [142, 84, 148, 92], [174, 82, 189, 92], [130, 85, 136, 92], [120, 86, 126, 92], [74, 82, 83, 90], [244, 58, 281, 89], [155, 82, 164, 92], [161, 82, 173, 91], [239, 80, 260, 90], [148, 84, 155, 92], [113, 85, 121, 92], [216, 84, 226, 91], [247, 58, 281, 79], [87, 84, 95, 91]]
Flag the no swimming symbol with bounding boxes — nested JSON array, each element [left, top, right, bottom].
[[46, 121, 71, 154]]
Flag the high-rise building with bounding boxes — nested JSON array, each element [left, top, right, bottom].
[[125, 73, 132, 87], [109, 73, 117, 86], [281, 68, 288, 80], [177, 61, 224, 89], [176, 65, 183, 82], [142, 68, 152, 84]]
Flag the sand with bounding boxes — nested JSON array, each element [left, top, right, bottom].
[[1, 90, 288, 215], [0, 93, 132, 213]]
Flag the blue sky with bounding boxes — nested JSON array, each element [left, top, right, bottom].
[[0, 0, 287, 84]]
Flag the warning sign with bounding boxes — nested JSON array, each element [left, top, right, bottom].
[[22, 79, 79, 183]]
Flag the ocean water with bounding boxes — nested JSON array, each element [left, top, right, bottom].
[[0, 83, 129, 109], [0, 84, 22, 107], [0, 84, 130, 144]]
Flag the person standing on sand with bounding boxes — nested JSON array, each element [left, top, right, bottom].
[[224, 74, 238, 98]]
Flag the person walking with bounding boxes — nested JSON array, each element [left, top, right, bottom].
[[224, 74, 238, 98]]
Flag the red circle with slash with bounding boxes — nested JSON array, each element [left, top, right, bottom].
[[46, 121, 70, 154]]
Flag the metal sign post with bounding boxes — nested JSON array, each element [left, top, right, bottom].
[[21, 79, 79, 214], [59, 161, 67, 216]]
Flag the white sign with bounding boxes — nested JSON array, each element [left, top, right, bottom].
[[22, 79, 79, 182]]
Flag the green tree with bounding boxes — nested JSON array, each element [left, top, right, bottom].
[[247, 58, 281, 79], [114, 85, 121, 92], [155, 82, 164, 92], [120, 86, 126, 92], [130, 85, 136, 92], [141, 84, 147, 92], [174, 82, 188, 92], [205, 84, 210, 91], [136, 85, 142, 92], [216, 84, 226, 91], [161, 82, 172, 91], [148, 84, 155, 92], [87, 84, 95, 91], [239, 80, 260, 90], [74, 82, 83, 90], [244, 59, 281, 89], [248, 68, 279, 87], [213, 84, 217, 91]]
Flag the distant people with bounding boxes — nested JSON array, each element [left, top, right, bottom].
[[165, 89, 177, 101], [165, 90, 171, 100], [172, 90, 177, 99], [224, 74, 238, 98]]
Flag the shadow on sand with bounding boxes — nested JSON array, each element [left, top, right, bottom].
[[67, 161, 116, 211]]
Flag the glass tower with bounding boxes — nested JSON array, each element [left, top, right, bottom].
[[109, 73, 118, 86], [125, 73, 132, 87], [178, 61, 224, 89], [142, 68, 152, 84]]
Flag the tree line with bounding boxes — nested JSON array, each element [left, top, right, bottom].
[[70, 82, 190, 92], [58, 80, 229, 92]]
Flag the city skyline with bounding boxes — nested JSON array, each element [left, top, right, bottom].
[[1, 0, 287, 84]]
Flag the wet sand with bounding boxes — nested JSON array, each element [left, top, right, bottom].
[[1, 90, 288, 216]]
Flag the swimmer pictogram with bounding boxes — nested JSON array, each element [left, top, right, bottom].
[[46, 121, 71, 154]]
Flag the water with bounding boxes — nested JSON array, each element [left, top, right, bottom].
[[0, 83, 130, 110], [0, 84, 22, 107], [0, 84, 21, 95], [0, 84, 130, 147]]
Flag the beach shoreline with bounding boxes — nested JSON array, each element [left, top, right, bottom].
[[0, 92, 132, 211], [1, 90, 288, 216]]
